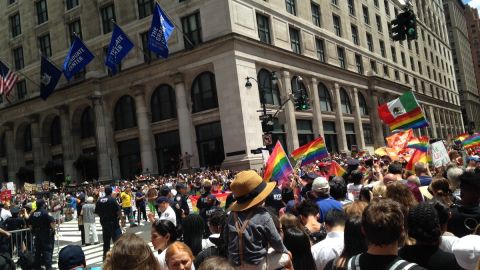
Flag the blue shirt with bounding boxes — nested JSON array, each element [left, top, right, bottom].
[[419, 175, 432, 186], [315, 196, 343, 222]]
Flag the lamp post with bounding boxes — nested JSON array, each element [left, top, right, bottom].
[[245, 71, 278, 135]]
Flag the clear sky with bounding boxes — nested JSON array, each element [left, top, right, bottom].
[[463, 0, 480, 14]]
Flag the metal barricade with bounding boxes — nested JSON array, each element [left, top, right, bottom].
[[8, 228, 33, 260]]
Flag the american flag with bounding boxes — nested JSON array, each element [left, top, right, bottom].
[[0, 60, 19, 97]]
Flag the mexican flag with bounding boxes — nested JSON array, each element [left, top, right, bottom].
[[378, 91, 428, 131]]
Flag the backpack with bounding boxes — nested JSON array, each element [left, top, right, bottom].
[[347, 254, 418, 270]]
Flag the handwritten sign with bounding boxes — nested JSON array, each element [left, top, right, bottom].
[[431, 141, 450, 168]]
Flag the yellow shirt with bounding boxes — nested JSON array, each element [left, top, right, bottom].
[[120, 192, 132, 208]]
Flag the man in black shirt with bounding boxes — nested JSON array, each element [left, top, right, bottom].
[[265, 182, 284, 214], [448, 171, 480, 237], [28, 199, 55, 270], [95, 186, 122, 259], [348, 199, 425, 270]]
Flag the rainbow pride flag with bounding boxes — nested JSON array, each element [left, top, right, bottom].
[[292, 137, 329, 166], [264, 141, 293, 183], [328, 161, 346, 177], [462, 133, 480, 149], [455, 133, 470, 142], [406, 149, 428, 171], [407, 136, 429, 152]]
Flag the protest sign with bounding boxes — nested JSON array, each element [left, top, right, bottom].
[[431, 141, 450, 168]]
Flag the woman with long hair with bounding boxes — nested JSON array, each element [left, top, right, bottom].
[[151, 220, 178, 270], [282, 227, 316, 270], [103, 233, 160, 270], [182, 214, 205, 256]]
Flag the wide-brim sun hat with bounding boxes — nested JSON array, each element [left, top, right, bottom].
[[229, 170, 276, 212]]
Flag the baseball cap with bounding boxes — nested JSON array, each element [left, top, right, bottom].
[[156, 196, 170, 204], [58, 245, 85, 270], [312, 177, 330, 193], [452, 235, 480, 270]]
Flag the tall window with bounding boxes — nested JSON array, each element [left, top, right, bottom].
[[337, 46, 346, 69], [9, 13, 21, 38], [16, 80, 26, 100], [101, 4, 116, 34], [379, 40, 386, 57], [311, 2, 321, 27], [81, 107, 95, 139], [118, 139, 141, 179], [362, 5, 370, 24], [285, 0, 296, 15], [355, 54, 363, 74], [155, 131, 180, 174], [68, 19, 82, 44], [38, 34, 52, 57], [323, 122, 338, 153], [316, 38, 325, 62], [401, 52, 406, 67], [370, 60, 377, 73], [24, 125, 32, 152], [340, 88, 352, 114], [256, 14, 271, 44], [196, 122, 225, 167], [13, 47, 24, 70], [376, 15, 382, 32], [297, 120, 314, 146], [151, 84, 177, 122], [138, 0, 154, 19], [348, 0, 355, 15], [331, 0, 338, 5], [66, 0, 79, 10], [410, 57, 415, 71], [318, 83, 333, 112], [257, 69, 280, 105], [358, 93, 368, 116], [391, 46, 397, 62], [366, 33, 373, 52], [36, 0, 48, 24], [181, 12, 202, 49], [363, 123, 373, 145], [345, 123, 357, 150], [351, 24, 359, 45], [384, 0, 390, 15], [191, 72, 218, 113], [0, 133, 5, 158], [333, 14, 342, 37], [50, 116, 62, 146], [383, 65, 389, 77], [289, 27, 301, 54], [114, 95, 137, 130]]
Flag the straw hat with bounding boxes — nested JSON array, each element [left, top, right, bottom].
[[229, 170, 275, 212]]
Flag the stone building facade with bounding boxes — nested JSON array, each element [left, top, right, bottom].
[[443, 0, 480, 131], [0, 0, 464, 184], [464, 5, 480, 132]]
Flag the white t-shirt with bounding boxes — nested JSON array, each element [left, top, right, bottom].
[[347, 183, 363, 201], [0, 208, 12, 221], [440, 235, 459, 253], [159, 206, 177, 227], [311, 231, 344, 270]]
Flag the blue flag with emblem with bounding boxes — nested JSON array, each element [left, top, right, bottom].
[[40, 56, 62, 100], [105, 24, 134, 74], [62, 35, 94, 81], [148, 3, 175, 58]]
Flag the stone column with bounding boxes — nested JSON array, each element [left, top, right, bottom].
[[333, 83, 348, 152], [428, 106, 438, 138], [352, 88, 366, 150], [436, 108, 445, 139], [29, 115, 44, 183], [3, 123, 17, 182], [280, 70, 299, 153], [90, 94, 113, 181], [173, 73, 196, 168], [132, 84, 158, 174], [370, 93, 385, 147], [310, 77, 324, 138], [58, 105, 77, 183]]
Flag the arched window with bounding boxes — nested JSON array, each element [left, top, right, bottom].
[[51, 116, 62, 146], [191, 72, 218, 113], [257, 69, 280, 105], [151, 84, 177, 122], [114, 95, 137, 130], [318, 83, 333, 112], [340, 88, 352, 114], [81, 107, 95, 139], [24, 125, 32, 152], [358, 93, 369, 116]]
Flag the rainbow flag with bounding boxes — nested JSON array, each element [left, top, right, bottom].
[[405, 149, 428, 171], [407, 136, 429, 152], [264, 141, 293, 183], [296, 137, 329, 166], [462, 133, 480, 149], [291, 140, 312, 160], [328, 161, 346, 177], [455, 133, 470, 142], [378, 91, 429, 131]]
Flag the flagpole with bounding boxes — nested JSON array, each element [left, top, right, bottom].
[[154, 1, 196, 48], [0, 57, 41, 87]]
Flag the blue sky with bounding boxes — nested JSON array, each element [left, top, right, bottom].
[[463, 0, 480, 12]]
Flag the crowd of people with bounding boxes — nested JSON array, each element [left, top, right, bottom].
[[0, 145, 480, 270]]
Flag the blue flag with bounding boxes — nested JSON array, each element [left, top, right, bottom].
[[105, 24, 134, 74], [63, 36, 94, 81], [40, 56, 62, 100], [148, 3, 175, 58]]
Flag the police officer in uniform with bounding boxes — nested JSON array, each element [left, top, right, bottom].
[[95, 186, 122, 259], [174, 183, 190, 218], [28, 199, 55, 270]]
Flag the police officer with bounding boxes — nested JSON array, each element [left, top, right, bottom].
[[95, 186, 122, 259], [28, 199, 55, 270], [174, 183, 190, 218]]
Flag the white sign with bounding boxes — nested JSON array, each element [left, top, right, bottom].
[[431, 141, 450, 168], [6, 182, 15, 194], [261, 150, 270, 165]]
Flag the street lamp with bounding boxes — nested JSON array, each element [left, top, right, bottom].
[[245, 71, 278, 133]]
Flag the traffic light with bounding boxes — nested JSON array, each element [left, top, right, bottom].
[[405, 10, 417, 40], [390, 13, 406, 41], [295, 94, 310, 111]]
